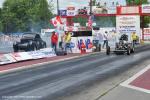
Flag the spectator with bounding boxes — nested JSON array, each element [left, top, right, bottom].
[[64, 32, 72, 53], [131, 32, 137, 47], [51, 31, 58, 52], [102, 31, 109, 48]]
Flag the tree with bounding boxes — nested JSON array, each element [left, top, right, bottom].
[[126, 0, 148, 5], [1, 0, 54, 33]]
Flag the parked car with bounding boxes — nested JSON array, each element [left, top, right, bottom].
[[13, 32, 46, 52]]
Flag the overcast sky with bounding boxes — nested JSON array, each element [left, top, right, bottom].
[[0, 0, 88, 14], [0, 0, 149, 13]]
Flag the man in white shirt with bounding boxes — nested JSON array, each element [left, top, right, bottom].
[[102, 31, 108, 48]]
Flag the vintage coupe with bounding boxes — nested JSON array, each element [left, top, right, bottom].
[[13, 32, 46, 52]]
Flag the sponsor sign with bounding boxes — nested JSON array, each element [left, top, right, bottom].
[[0, 54, 16, 65], [10, 52, 32, 61], [70, 37, 78, 53], [59, 10, 67, 16], [142, 4, 150, 14], [143, 28, 150, 43], [119, 6, 139, 14], [93, 0, 126, 14], [28, 48, 56, 59], [38, 48, 56, 57], [77, 37, 93, 53], [70, 37, 93, 53], [0, 48, 56, 65], [116, 15, 140, 42], [67, 7, 76, 16]]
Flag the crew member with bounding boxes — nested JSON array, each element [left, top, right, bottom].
[[131, 32, 137, 47], [64, 32, 72, 53], [51, 31, 58, 52], [102, 31, 109, 48]]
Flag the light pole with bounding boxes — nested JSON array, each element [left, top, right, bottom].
[[57, 0, 59, 15], [90, 0, 92, 15]]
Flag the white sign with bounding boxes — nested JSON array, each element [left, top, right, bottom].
[[120, 6, 139, 14], [93, 0, 126, 14], [10, 52, 33, 61], [143, 28, 150, 43], [0, 54, 16, 65], [116, 15, 140, 42], [142, 4, 150, 14], [67, 7, 76, 16]]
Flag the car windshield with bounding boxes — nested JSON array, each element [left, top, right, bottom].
[[22, 33, 36, 38]]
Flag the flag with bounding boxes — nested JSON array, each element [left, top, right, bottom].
[[50, 16, 63, 27], [87, 15, 94, 28]]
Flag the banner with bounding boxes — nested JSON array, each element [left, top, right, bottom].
[[142, 4, 150, 14], [93, 0, 126, 14], [10, 52, 33, 61], [0, 54, 16, 65], [143, 28, 150, 43], [116, 15, 140, 42], [28, 48, 56, 59], [67, 7, 76, 16], [59, 10, 67, 16]]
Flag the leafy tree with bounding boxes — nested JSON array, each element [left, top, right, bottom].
[[127, 0, 148, 5], [1, 0, 54, 33]]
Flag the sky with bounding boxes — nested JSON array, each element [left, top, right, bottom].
[[0, 0, 89, 14], [0, 0, 88, 8], [0, 0, 149, 13]]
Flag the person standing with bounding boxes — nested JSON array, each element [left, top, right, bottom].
[[51, 31, 58, 52], [131, 32, 137, 47], [102, 31, 109, 48], [64, 32, 72, 53]]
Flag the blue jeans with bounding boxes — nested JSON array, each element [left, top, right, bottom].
[[51, 43, 57, 52], [65, 43, 72, 53]]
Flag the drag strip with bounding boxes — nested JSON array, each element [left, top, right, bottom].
[[0, 45, 150, 100]]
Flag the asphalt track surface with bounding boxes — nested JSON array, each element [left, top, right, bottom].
[[0, 45, 150, 100]]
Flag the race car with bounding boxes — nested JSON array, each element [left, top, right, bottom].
[[106, 34, 135, 55], [13, 32, 47, 52]]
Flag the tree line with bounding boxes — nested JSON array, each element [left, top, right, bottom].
[[0, 0, 149, 34], [0, 0, 54, 34]]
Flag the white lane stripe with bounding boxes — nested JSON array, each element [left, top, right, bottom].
[[121, 65, 150, 94]]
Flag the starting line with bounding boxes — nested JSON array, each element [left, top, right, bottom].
[[121, 65, 150, 94]]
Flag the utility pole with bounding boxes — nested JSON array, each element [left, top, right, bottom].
[[57, 0, 59, 15], [90, 0, 92, 15]]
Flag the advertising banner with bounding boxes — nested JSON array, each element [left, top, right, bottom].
[[116, 15, 140, 42], [142, 4, 150, 14], [59, 10, 67, 16], [10, 52, 33, 61], [67, 7, 76, 16], [38, 48, 56, 57], [93, 0, 126, 14], [69, 37, 93, 53], [143, 28, 150, 43], [0, 54, 16, 65], [77, 36, 93, 53], [70, 37, 79, 53], [28, 48, 56, 59]]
